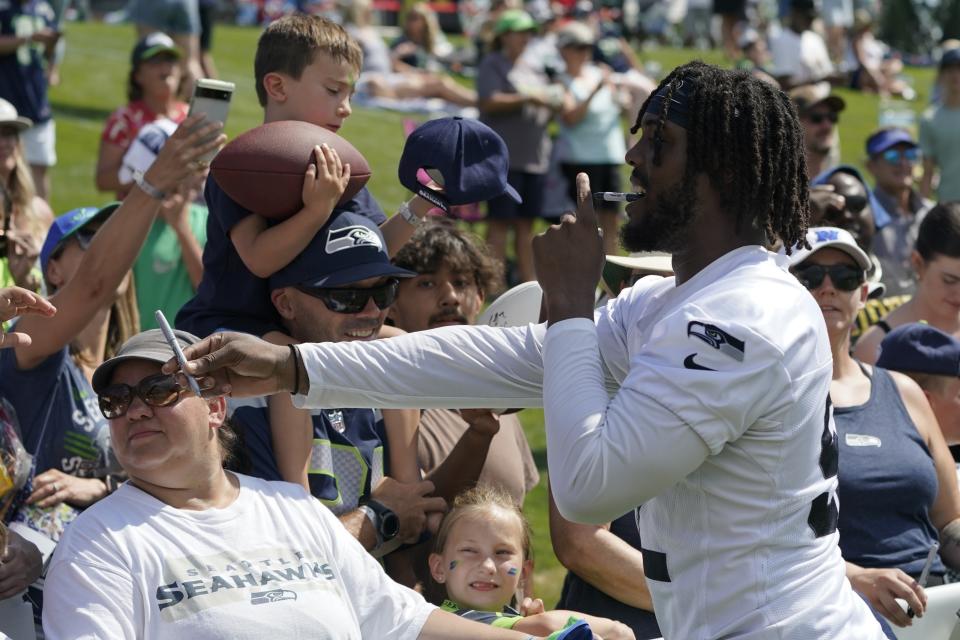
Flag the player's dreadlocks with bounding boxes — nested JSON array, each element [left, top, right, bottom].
[[633, 61, 810, 252]]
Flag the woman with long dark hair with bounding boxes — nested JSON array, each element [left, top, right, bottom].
[[855, 202, 960, 363]]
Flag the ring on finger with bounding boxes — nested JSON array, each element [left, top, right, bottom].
[[51, 482, 59, 493]]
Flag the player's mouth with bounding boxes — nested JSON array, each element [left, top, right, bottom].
[[325, 124, 342, 133]]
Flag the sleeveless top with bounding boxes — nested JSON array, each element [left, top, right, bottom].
[[834, 364, 945, 577]]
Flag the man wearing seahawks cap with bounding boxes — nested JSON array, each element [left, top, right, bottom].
[[228, 212, 447, 558]]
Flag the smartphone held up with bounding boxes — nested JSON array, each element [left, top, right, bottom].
[[188, 78, 235, 163]]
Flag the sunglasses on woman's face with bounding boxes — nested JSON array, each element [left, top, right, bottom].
[[297, 278, 400, 314], [880, 148, 921, 165], [793, 263, 865, 291], [98, 373, 184, 419]]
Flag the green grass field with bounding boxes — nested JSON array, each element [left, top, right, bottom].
[[47, 20, 941, 608]]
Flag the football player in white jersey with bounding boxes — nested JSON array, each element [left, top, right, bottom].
[[169, 62, 889, 639]]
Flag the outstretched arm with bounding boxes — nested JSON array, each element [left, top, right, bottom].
[[170, 324, 551, 408]]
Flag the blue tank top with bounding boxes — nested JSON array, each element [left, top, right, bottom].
[[834, 365, 945, 577]]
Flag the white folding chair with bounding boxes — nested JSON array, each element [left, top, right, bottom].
[[892, 582, 960, 640]]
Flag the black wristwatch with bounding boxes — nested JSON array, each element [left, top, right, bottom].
[[362, 499, 400, 548]]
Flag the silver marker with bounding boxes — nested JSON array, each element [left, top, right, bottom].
[[593, 192, 645, 202], [907, 542, 939, 618], [155, 310, 202, 397]]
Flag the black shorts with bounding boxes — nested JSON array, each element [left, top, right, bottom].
[[561, 163, 622, 213], [486, 170, 547, 220]]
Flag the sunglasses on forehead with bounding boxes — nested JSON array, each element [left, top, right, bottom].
[[793, 263, 865, 291], [807, 111, 839, 125], [98, 373, 185, 420], [297, 278, 400, 314], [880, 148, 921, 165]]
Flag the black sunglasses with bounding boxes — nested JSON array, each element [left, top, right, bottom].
[[98, 373, 185, 419], [807, 111, 839, 125], [49, 226, 98, 262], [839, 194, 868, 214], [298, 278, 400, 314], [793, 263, 864, 291]]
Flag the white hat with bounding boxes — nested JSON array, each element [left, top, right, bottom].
[[0, 98, 32, 132], [605, 252, 673, 275], [785, 227, 872, 271], [556, 22, 595, 49]]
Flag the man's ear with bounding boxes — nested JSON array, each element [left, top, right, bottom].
[[272, 287, 296, 320], [262, 72, 288, 104]]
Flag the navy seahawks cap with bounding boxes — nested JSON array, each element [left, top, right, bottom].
[[270, 212, 416, 290], [398, 117, 521, 213], [40, 203, 121, 272], [877, 323, 960, 377], [866, 128, 917, 157]]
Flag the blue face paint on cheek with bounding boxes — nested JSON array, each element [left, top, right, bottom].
[[449, 560, 458, 571], [507, 567, 519, 576]]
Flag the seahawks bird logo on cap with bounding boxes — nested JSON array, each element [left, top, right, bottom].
[[325, 226, 383, 254]]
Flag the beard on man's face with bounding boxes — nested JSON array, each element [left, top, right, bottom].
[[619, 175, 698, 254]]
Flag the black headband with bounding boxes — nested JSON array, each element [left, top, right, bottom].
[[644, 78, 696, 130]]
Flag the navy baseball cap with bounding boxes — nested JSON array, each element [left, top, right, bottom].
[[876, 323, 960, 377], [810, 164, 891, 229], [398, 117, 521, 213], [866, 128, 918, 157], [40, 203, 121, 272], [270, 212, 416, 290]]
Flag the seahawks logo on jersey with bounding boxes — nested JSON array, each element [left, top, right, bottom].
[[325, 226, 383, 254], [687, 321, 745, 362]]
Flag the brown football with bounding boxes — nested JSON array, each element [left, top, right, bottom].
[[210, 120, 372, 220]]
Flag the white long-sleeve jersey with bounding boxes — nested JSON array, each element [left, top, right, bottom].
[[295, 246, 885, 639]]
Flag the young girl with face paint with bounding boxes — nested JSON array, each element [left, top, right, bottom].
[[428, 486, 636, 640]]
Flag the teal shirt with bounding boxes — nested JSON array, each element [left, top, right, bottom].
[[134, 204, 208, 330], [919, 104, 960, 202], [557, 65, 626, 166]]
